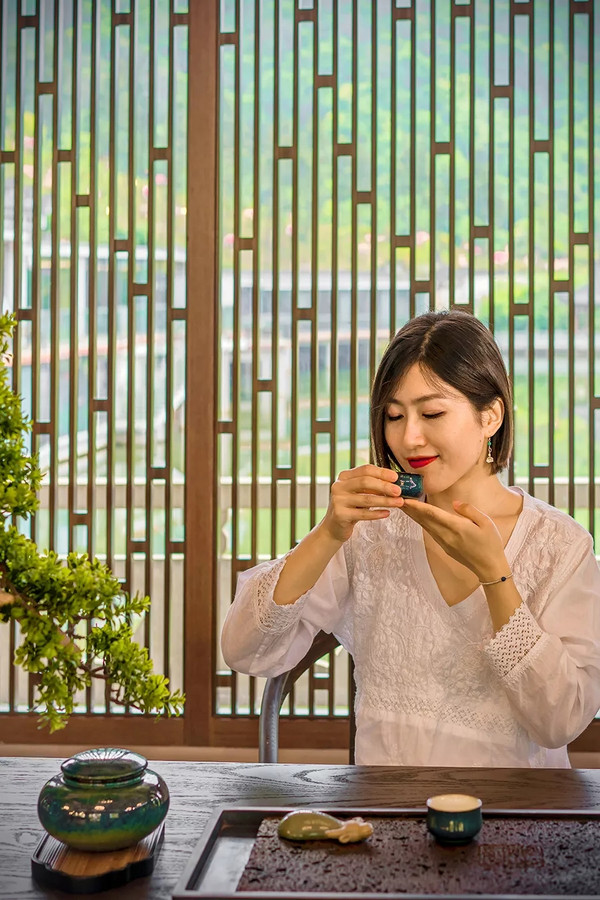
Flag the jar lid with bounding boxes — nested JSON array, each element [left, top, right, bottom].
[[61, 748, 148, 784]]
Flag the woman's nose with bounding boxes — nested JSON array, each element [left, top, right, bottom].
[[403, 417, 426, 448]]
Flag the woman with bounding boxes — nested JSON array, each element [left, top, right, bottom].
[[221, 310, 600, 766]]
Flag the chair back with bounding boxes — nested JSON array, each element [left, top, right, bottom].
[[258, 631, 355, 763]]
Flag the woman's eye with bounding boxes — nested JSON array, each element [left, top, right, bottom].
[[423, 412, 444, 419], [386, 413, 403, 422]]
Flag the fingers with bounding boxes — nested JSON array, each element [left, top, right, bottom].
[[452, 499, 490, 527], [338, 464, 398, 484], [325, 465, 401, 541], [399, 499, 457, 540], [334, 473, 402, 498]]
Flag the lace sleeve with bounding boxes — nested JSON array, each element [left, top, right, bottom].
[[251, 552, 309, 634], [483, 603, 544, 679]]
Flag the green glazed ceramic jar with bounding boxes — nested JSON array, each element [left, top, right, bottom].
[[38, 748, 169, 852]]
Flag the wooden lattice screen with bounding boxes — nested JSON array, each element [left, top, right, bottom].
[[0, 0, 192, 744], [213, 0, 600, 752], [0, 0, 598, 751]]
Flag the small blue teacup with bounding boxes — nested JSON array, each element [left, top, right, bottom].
[[426, 793, 482, 845]]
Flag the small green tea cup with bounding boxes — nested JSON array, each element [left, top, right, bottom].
[[426, 793, 482, 845]]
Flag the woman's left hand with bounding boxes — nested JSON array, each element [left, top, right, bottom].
[[399, 497, 508, 582]]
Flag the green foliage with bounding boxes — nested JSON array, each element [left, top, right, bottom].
[[0, 314, 184, 731]]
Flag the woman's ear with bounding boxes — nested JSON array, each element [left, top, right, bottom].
[[485, 397, 504, 435]]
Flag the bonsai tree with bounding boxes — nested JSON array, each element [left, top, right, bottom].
[[0, 313, 185, 731]]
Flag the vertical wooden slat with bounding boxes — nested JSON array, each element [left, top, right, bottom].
[[330, 0, 338, 489], [567, 0, 575, 517], [548, 0, 555, 508], [185, 0, 217, 744], [586, 2, 595, 539], [349, 0, 357, 468], [527, 4, 535, 498]]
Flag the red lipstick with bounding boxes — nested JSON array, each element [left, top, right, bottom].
[[407, 456, 438, 469]]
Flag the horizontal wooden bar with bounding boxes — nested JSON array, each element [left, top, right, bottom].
[[551, 279, 572, 292], [149, 466, 168, 480], [18, 14, 38, 27], [511, 302, 531, 315], [393, 7, 414, 20], [0, 150, 15, 162], [114, 239, 129, 252], [533, 140, 551, 153], [113, 13, 131, 25], [414, 280, 431, 292], [570, 0, 592, 11], [276, 146, 294, 159], [172, 12, 190, 24], [274, 467, 293, 480], [434, 142, 451, 154], [452, 5, 473, 17], [210, 715, 350, 750], [37, 83, 55, 96], [70, 513, 89, 525], [295, 308, 314, 320], [15, 309, 33, 321], [511, 0, 533, 13], [132, 282, 149, 294], [217, 421, 235, 433], [569, 720, 600, 752], [394, 235, 412, 247], [472, 225, 490, 238], [256, 379, 273, 391], [33, 422, 52, 434], [355, 191, 373, 203], [313, 421, 332, 433], [236, 237, 254, 250], [75, 194, 90, 207], [91, 398, 110, 411], [296, 8, 315, 21], [169, 307, 187, 320], [129, 541, 149, 554], [219, 32, 237, 45], [0, 713, 185, 745], [316, 75, 335, 89], [335, 143, 353, 156], [57, 149, 72, 162], [152, 147, 170, 161], [491, 85, 513, 99], [573, 233, 590, 245], [167, 541, 185, 554], [216, 673, 233, 687]]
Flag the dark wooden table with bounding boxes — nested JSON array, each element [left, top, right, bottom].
[[3, 758, 600, 899]]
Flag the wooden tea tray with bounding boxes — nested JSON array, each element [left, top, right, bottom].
[[31, 822, 165, 894], [172, 806, 600, 900]]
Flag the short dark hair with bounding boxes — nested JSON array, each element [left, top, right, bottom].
[[370, 310, 513, 476]]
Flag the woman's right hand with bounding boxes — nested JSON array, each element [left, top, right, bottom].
[[320, 464, 405, 544]]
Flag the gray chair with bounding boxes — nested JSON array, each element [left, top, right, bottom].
[[258, 631, 356, 763]]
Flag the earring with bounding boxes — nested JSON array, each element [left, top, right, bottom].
[[486, 437, 494, 464]]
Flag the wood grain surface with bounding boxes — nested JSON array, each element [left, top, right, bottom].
[[2, 758, 600, 899]]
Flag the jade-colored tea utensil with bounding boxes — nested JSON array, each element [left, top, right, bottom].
[[394, 472, 423, 498], [426, 793, 482, 845], [278, 810, 373, 843]]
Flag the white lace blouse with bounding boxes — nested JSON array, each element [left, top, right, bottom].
[[221, 488, 600, 767]]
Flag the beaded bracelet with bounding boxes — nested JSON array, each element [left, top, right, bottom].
[[480, 573, 513, 586]]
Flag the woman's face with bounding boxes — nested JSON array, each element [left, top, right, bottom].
[[383, 363, 494, 495]]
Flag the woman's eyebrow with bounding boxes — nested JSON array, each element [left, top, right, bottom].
[[388, 392, 450, 405]]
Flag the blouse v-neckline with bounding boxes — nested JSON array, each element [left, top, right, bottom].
[[412, 488, 529, 612]]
